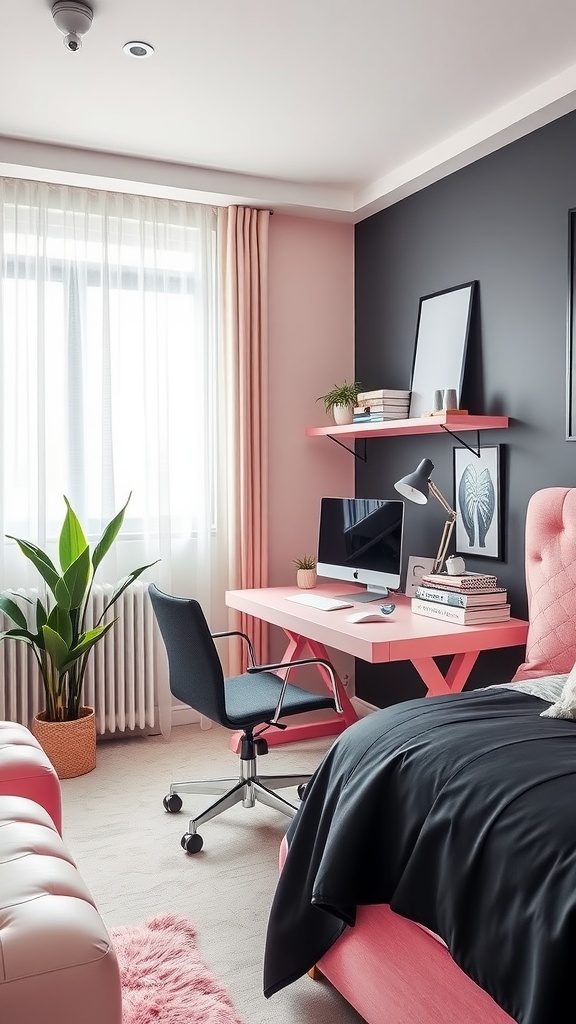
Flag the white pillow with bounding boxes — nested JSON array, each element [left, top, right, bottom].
[[541, 663, 576, 720], [490, 674, 567, 704]]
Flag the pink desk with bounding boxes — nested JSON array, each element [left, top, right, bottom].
[[225, 584, 528, 748]]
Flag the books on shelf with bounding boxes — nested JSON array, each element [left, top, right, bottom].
[[352, 401, 405, 413], [357, 389, 411, 401], [420, 571, 500, 591], [411, 598, 511, 625], [355, 407, 410, 418], [415, 585, 508, 608], [353, 412, 405, 422], [353, 396, 410, 423], [355, 402, 410, 412], [356, 395, 410, 405]]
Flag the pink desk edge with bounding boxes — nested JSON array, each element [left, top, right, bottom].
[[225, 584, 528, 750]]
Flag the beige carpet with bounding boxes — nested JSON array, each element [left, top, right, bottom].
[[60, 723, 365, 1024]]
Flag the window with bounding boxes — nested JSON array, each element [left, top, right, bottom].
[[0, 178, 226, 597]]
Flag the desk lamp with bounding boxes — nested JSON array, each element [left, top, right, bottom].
[[394, 458, 456, 574]]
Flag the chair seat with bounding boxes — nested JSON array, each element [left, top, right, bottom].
[[224, 672, 336, 727]]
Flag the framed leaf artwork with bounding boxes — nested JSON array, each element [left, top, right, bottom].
[[452, 444, 502, 560]]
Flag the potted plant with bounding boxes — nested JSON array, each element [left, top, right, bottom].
[[293, 555, 317, 589], [318, 380, 362, 425], [0, 495, 156, 779]]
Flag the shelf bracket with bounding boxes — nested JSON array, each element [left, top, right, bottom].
[[439, 425, 481, 457], [328, 435, 368, 462]]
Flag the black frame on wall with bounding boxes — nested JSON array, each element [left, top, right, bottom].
[[452, 444, 503, 561], [567, 209, 576, 439], [407, 281, 477, 419]]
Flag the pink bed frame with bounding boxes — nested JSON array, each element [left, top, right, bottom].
[[317, 904, 513, 1024], [278, 835, 512, 1024], [279, 488, 576, 1024]]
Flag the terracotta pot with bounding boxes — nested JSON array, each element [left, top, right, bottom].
[[31, 706, 96, 779], [297, 568, 317, 589], [332, 404, 354, 425]]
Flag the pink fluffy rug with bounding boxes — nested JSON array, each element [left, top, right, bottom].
[[110, 914, 244, 1024]]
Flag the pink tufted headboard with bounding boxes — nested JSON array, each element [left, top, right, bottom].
[[512, 487, 576, 681]]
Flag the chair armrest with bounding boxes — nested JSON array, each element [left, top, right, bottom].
[[248, 657, 343, 718], [211, 630, 257, 667]]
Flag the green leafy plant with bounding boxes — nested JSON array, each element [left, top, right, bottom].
[[317, 380, 362, 414], [0, 495, 157, 723], [293, 555, 316, 570]]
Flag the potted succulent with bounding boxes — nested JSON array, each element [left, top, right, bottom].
[[0, 495, 156, 779], [318, 380, 362, 425], [293, 555, 317, 589]]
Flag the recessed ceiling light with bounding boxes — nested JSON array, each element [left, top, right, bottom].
[[123, 41, 154, 58]]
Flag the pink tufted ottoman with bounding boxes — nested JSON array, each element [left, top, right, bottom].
[[0, 721, 62, 834], [0, 795, 122, 1024]]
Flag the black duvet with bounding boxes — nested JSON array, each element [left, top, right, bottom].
[[263, 687, 576, 1024]]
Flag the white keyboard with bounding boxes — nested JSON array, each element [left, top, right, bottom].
[[286, 593, 353, 611]]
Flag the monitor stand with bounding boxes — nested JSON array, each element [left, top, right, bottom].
[[335, 586, 390, 604]]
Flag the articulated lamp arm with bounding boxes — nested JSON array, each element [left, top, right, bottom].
[[394, 459, 458, 576], [428, 480, 457, 573]]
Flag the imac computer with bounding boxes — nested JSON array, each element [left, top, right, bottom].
[[316, 496, 405, 603]]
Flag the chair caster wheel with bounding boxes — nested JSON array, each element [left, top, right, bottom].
[[297, 784, 308, 801], [163, 794, 183, 813], [181, 832, 203, 854]]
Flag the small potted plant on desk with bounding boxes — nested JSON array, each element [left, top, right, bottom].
[[294, 555, 317, 590], [0, 495, 157, 779], [318, 380, 362, 426]]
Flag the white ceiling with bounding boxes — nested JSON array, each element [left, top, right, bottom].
[[2, 0, 576, 221]]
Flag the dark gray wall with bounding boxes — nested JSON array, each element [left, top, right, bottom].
[[354, 110, 576, 708]]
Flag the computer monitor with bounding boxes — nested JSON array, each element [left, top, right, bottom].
[[316, 496, 405, 603]]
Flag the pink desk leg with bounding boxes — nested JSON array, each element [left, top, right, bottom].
[[411, 650, 480, 697], [229, 630, 358, 753]]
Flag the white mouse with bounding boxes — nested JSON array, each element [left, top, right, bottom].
[[346, 605, 395, 624]]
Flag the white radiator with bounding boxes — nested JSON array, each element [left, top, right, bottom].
[[0, 581, 160, 736]]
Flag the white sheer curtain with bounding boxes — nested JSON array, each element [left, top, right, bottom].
[[0, 177, 233, 642]]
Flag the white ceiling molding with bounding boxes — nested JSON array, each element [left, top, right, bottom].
[[354, 63, 576, 220], [0, 137, 355, 222]]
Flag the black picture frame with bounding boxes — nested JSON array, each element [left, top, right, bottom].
[[453, 444, 502, 561], [567, 209, 576, 439], [408, 281, 477, 419]]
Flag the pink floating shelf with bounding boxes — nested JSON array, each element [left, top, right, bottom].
[[305, 413, 509, 440]]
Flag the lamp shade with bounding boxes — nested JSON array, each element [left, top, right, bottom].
[[394, 458, 435, 505]]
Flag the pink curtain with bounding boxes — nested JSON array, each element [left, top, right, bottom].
[[218, 206, 270, 671]]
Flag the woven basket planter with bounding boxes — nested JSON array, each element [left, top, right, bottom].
[[31, 706, 96, 780], [297, 568, 317, 589]]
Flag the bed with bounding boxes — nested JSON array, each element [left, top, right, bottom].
[[263, 486, 576, 1024]]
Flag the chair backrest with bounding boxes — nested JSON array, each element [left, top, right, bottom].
[[148, 584, 230, 726], [513, 487, 576, 681]]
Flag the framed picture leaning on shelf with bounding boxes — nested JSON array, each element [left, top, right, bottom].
[[408, 281, 477, 419], [453, 444, 502, 560]]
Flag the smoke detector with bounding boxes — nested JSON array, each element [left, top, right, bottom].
[[51, 1, 93, 52]]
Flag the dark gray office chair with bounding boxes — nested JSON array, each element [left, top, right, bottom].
[[149, 584, 342, 853]]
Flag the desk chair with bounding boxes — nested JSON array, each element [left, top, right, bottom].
[[149, 584, 342, 853]]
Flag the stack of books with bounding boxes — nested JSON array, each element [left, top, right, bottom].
[[353, 389, 411, 422], [411, 571, 510, 625]]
